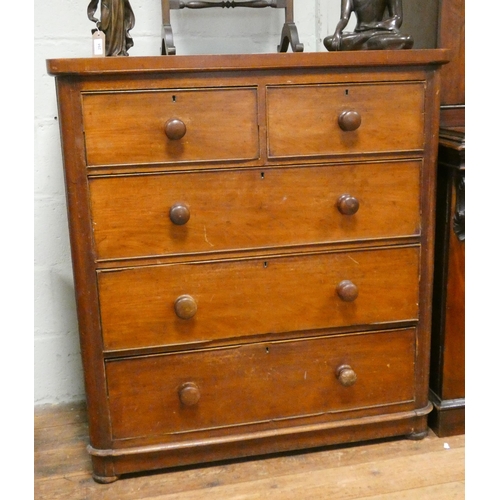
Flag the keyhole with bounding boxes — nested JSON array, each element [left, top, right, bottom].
[[261, 172, 265, 179], [345, 89, 349, 95], [263, 261, 268, 268], [172, 95, 177, 102], [265, 347, 270, 354]]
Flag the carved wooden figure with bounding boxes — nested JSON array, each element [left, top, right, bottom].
[[88, 0, 135, 56], [324, 0, 413, 51]]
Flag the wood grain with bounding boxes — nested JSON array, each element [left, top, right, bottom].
[[83, 88, 259, 166], [267, 82, 425, 158], [46, 50, 450, 76], [106, 329, 416, 440], [89, 161, 421, 261], [98, 247, 420, 351]]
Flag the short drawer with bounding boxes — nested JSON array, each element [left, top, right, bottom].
[[106, 329, 416, 440], [98, 247, 420, 351], [267, 82, 425, 159], [89, 161, 421, 260], [82, 88, 259, 166]]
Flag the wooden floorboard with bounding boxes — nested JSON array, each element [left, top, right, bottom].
[[34, 402, 465, 500]]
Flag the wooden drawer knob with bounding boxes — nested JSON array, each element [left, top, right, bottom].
[[336, 280, 358, 302], [336, 365, 357, 387], [169, 203, 190, 225], [337, 194, 359, 216], [178, 382, 200, 406], [165, 118, 187, 140], [174, 295, 197, 319], [338, 110, 361, 132]]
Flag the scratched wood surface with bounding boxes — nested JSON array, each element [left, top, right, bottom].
[[35, 402, 465, 499]]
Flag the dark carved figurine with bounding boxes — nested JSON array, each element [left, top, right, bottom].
[[87, 0, 135, 56], [324, 0, 413, 51]]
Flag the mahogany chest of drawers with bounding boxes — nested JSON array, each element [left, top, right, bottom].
[[48, 50, 448, 483]]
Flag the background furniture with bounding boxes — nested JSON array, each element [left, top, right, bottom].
[[436, 0, 465, 128], [429, 128, 465, 436], [428, 0, 465, 437], [48, 49, 448, 482]]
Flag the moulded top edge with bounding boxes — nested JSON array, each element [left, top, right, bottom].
[[46, 49, 450, 77]]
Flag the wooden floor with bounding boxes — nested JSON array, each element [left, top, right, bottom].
[[35, 402, 465, 499]]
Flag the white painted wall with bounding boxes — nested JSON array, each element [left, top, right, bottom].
[[33, 1, 372, 406]]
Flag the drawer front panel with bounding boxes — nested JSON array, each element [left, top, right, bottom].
[[90, 161, 421, 260], [82, 88, 259, 166], [106, 329, 416, 439], [267, 82, 425, 158], [98, 247, 419, 351]]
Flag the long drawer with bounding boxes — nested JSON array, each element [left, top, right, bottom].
[[267, 82, 425, 159], [98, 246, 420, 351], [82, 88, 259, 166], [89, 161, 421, 260], [106, 329, 416, 440]]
